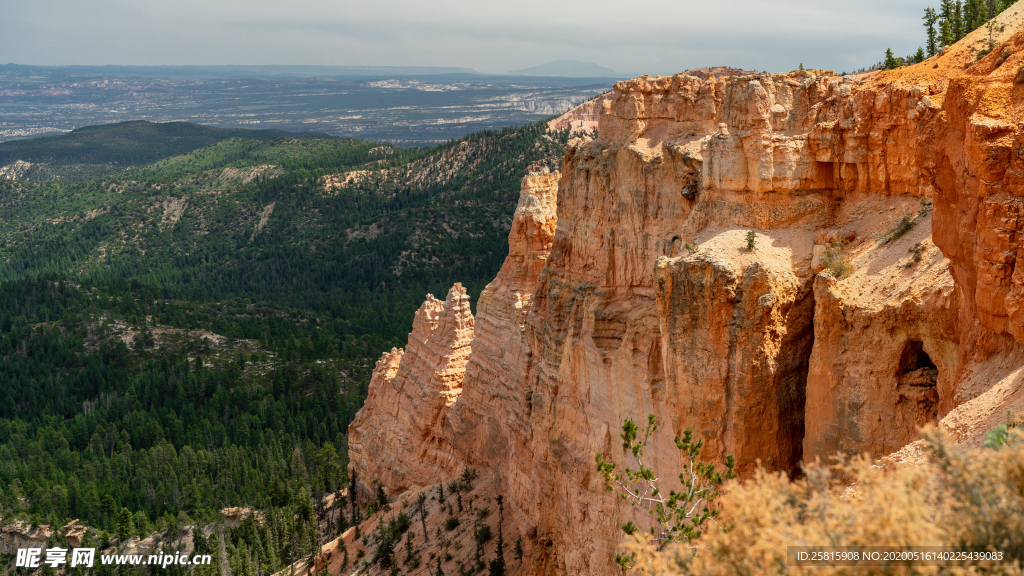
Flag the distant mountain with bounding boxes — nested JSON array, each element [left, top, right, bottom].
[[504, 60, 622, 78], [0, 120, 330, 167]]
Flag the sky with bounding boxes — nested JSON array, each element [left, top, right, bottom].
[[3, 0, 936, 76]]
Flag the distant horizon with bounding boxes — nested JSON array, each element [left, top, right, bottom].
[[0, 60, 633, 79], [4, 0, 935, 75]]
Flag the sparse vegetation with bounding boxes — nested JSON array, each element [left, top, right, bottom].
[[882, 212, 916, 244], [881, 0, 1017, 70], [821, 239, 854, 278], [632, 427, 1024, 574], [474, 524, 492, 546], [745, 230, 757, 252], [906, 242, 926, 267], [595, 415, 736, 572]]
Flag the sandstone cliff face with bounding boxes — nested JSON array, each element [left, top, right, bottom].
[[349, 6, 1024, 573], [347, 283, 474, 494]]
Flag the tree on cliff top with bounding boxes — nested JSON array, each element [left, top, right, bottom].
[[884, 49, 902, 70], [595, 415, 736, 571], [924, 8, 939, 56]]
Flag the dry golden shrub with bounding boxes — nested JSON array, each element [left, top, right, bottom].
[[621, 428, 1024, 575]]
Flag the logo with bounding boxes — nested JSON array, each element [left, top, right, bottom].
[[16, 548, 96, 568]]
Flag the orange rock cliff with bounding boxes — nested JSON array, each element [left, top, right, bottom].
[[346, 5, 1024, 573]]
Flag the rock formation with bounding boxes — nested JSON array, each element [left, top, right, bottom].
[[547, 68, 756, 137], [0, 521, 52, 555], [348, 3, 1024, 573], [347, 283, 475, 493]]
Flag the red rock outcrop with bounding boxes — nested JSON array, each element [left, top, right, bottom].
[[347, 282, 474, 495], [349, 4, 1024, 573]]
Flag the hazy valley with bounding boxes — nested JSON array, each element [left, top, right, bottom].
[[0, 64, 616, 146]]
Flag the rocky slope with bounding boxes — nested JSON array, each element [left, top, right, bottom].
[[346, 3, 1024, 574]]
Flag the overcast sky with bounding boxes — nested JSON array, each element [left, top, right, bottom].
[[3, 0, 935, 75]]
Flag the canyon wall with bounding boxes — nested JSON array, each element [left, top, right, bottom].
[[349, 6, 1024, 573]]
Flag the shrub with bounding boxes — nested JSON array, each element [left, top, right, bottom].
[[821, 240, 853, 278], [459, 468, 479, 490], [474, 524, 492, 546], [444, 516, 460, 531], [745, 230, 757, 252], [882, 214, 914, 244], [627, 427, 1024, 574], [905, 242, 925, 268]]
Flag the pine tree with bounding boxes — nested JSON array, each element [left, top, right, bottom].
[[940, 17, 953, 47], [337, 503, 349, 536], [924, 8, 939, 56], [884, 48, 902, 70], [939, 0, 955, 47], [914, 47, 927, 63], [953, 0, 964, 40], [513, 537, 523, 562], [488, 495, 507, 576], [307, 518, 319, 569], [348, 468, 358, 521], [116, 507, 135, 545], [264, 516, 281, 573], [435, 557, 444, 576], [965, 0, 982, 32], [417, 492, 430, 542], [194, 527, 210, 555], [404, 533, 415, 565]]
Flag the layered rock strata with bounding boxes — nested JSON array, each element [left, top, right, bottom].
[[349, 5, 1024, 573], [347, 283, 474, 493]]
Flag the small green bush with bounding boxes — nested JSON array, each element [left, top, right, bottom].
[[444, 516, 460, 531], [821, 240, 853, 278], [882, 215, 914, 244], [905, 242, 925, 268], [745, 230, 757, 252]]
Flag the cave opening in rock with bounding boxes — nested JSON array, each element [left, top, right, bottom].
[[898, 339, 937, 374], [895, 339, 939, 424]]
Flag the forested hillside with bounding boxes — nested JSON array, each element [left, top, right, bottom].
[[0, 121, 332, 183], [0, 120, 570, 572], [0, 121, 329, 168]]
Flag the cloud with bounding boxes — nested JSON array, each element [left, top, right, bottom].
[[1, 0, 935, 74]]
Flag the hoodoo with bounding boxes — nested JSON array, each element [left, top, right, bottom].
[[347, 5, 1024, 572]]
